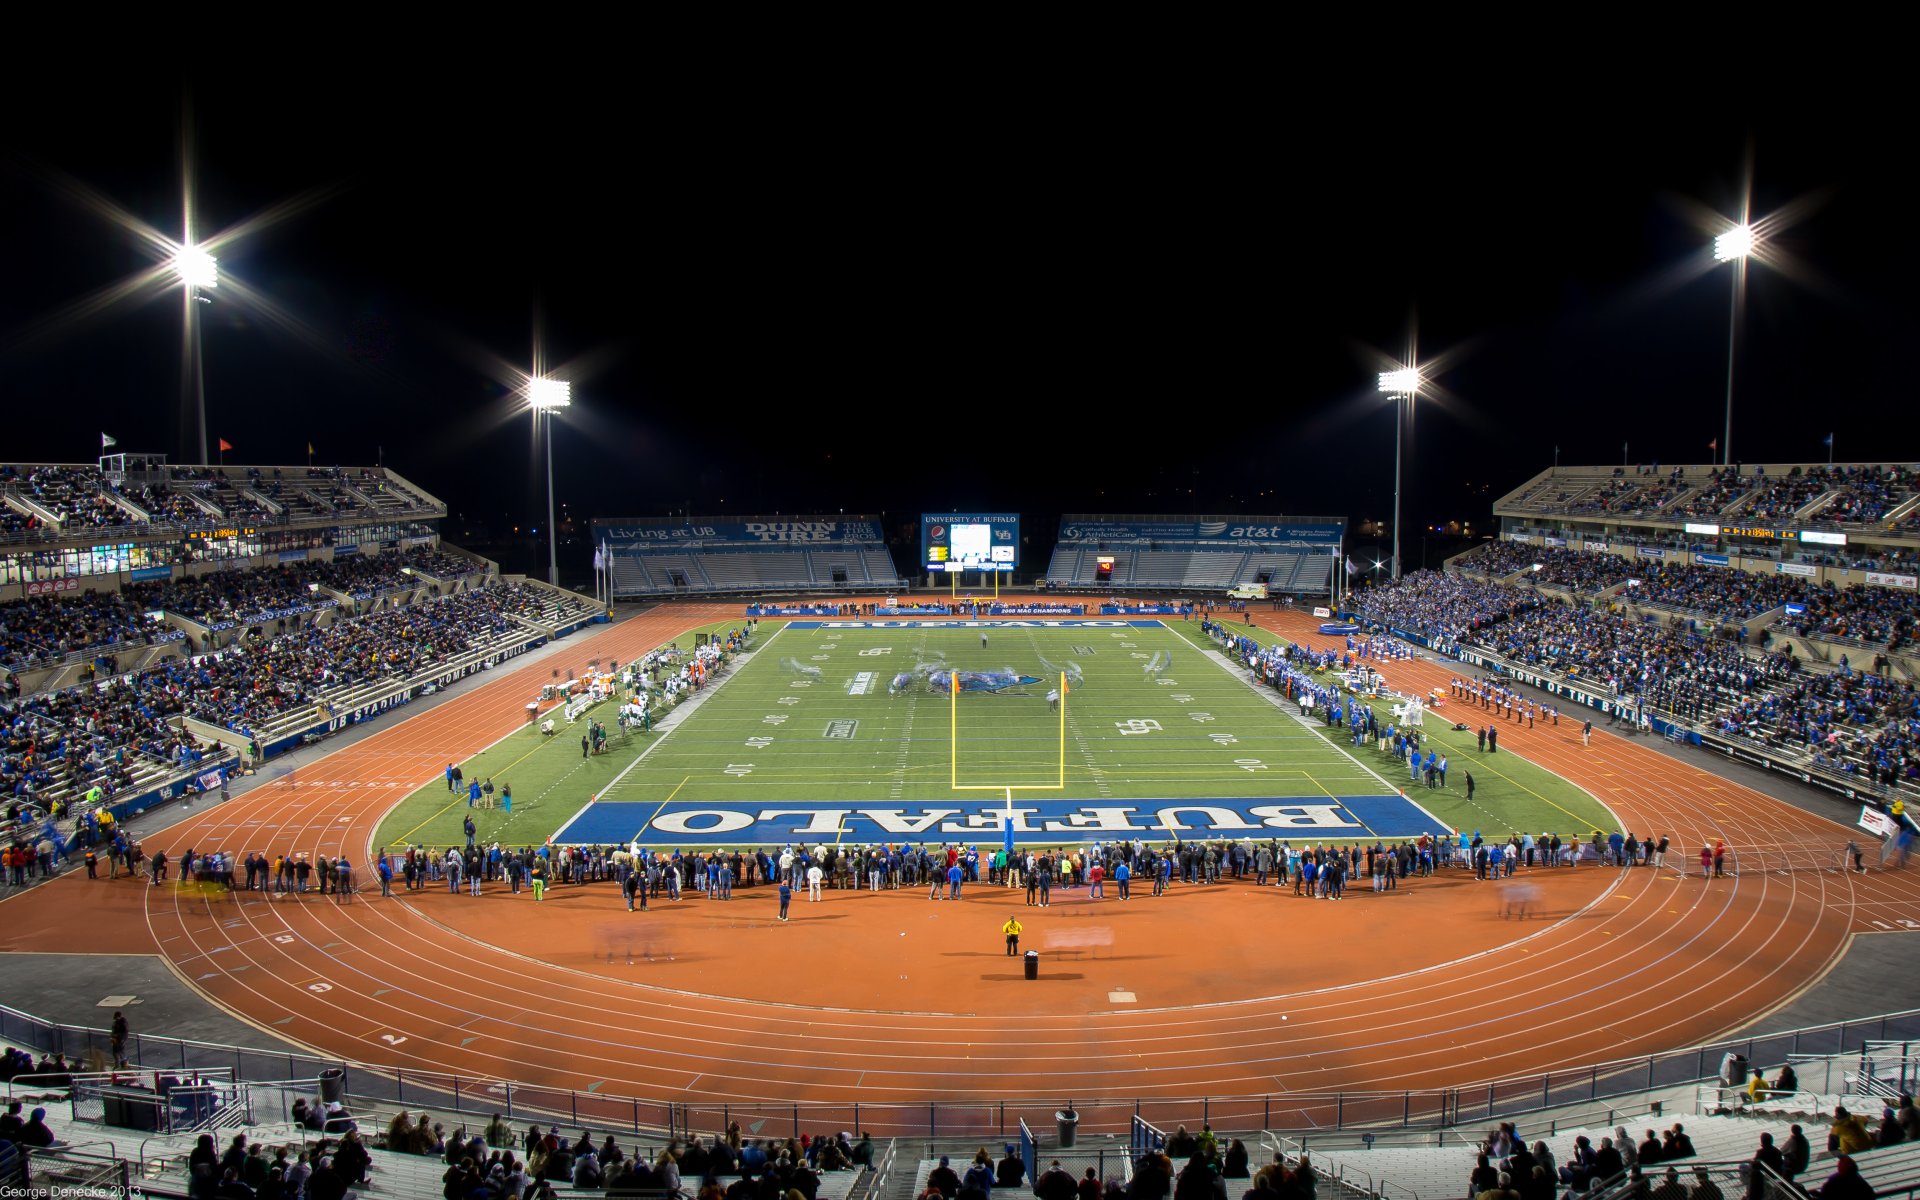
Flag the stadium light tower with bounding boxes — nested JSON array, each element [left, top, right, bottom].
[[170, 238, 218, 464], [1712, 222, 1753, 466], [1378, 367, 1421, 581], [528, 377, 571, 586]]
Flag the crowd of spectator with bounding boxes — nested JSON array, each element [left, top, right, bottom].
[[127, 568, 335, 634], [1354, 558, 1919, 791], [1345, 571, 1543, 646], [403, 549, 485, 578], [0, 589, 181, 671], [1792, 585, 1918, 651], [1461, 543, 1631, 592], [3, 657, 218, 806], [4, 579, 539, 811], [167, 589, 520, 733], [1672, 468, 1758, 519], [1, 550, 486, 673], [1564, 478, 1640, 515], [1624, 561, 1807, 623], [1717, 667, 1920, 789], [0, 463, 437, 538]]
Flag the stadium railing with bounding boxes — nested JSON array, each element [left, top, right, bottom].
[[14, 1003, 1920, 1144]]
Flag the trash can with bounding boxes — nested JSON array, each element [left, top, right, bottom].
[[318, 1067, 346, 1104], [1721, 1052, 1747, 1088], [1024, 950, 1039, 980], [1056, 1105, 1079, 1148]]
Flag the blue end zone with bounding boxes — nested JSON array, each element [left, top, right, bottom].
[[783, 619, 1167, 630], [554, 794, 1448, 847]]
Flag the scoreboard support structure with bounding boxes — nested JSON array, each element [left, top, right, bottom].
[[948, 569, 1002, 599]]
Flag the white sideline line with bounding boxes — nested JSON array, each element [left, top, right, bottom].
[[1188, 639, 1456, 832], [558, 624, 790, 831]]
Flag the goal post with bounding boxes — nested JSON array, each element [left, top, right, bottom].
[[949, 670, 1066, 792]]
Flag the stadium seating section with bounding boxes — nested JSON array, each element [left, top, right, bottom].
[[0, 464, 443, 539], [1496, 462, 1920, 535], [1351, 551, 1920, 794], [1047, 541, 1335, 594], [2, 570, 602, 822], [607, 527, 903, 598]]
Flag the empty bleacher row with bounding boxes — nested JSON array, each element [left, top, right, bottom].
[[607, 541, 902, 597], [1046, 545, 1336, 594]]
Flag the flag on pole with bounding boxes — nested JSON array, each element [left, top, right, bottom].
[[1823, 433, 1834, 447], [592, 546, 605, 572], [101, 433, 117, 450], [307, 441, 316, 456], [1345, 555, 1360, 576], [218, 438, 234, 453], [1708, 438, 1718, 453]]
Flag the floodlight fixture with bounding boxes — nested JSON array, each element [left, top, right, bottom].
[[1713, 224, 1754, 262], [1378, 367, 1420, 395], [171, 244, 218, 289], [1379, 363, 1423, 580], [528, 377, 572, 409]]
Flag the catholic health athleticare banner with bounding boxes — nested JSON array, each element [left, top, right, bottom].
[[1058, 517, 1343, 546], [595, 518, 881, 545]]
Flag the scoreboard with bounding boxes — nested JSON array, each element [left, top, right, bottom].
[[922, 513, 1019, 573]]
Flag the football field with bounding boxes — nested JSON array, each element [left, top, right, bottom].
[[554, 619, 1442, 847]]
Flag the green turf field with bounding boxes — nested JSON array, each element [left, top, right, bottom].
[[369, 618, 740, 853], [371, 618, 1613, 853], [1162, 622, 1614, 839]]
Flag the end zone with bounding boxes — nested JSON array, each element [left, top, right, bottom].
[[553, 793, 1448, 847]]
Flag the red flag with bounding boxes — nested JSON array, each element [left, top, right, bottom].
[[218, 438, 234, 452], [1708, 438, 1718, 451]]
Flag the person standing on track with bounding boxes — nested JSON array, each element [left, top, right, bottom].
[[1583, 719, 1594, 748], [1700, 844, 1713, 879], [807, 861, 824, 901], [1003, 915, 1023, 956], [530, 856, 548, 901], [778, 877, 792, 921]]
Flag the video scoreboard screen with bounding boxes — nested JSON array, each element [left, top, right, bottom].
[[922, 513, 1019, 573]]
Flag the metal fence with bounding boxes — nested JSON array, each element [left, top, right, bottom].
[[11, 1002, 1920, 1141]]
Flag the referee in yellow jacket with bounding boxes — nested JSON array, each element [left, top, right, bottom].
[[1003, 916, 1023, 956]]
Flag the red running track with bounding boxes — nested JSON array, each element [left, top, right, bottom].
[[5, 602, 1917, 1126]]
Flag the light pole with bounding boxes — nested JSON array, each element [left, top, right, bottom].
[[1712, 222, 1753, 466], [170, 241, 218, 463], [1378, 367, 1420, 581], [528, 377, 571, 586]]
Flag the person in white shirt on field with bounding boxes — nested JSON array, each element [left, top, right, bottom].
[[807, 863, 824, 901]]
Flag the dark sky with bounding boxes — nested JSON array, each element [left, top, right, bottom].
[[4, 65, 1913, 566]]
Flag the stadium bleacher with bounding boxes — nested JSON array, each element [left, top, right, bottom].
[[597, 516, 902, 598], [1043, 514, 1344, 596], [1351, 554, 1919, 795]]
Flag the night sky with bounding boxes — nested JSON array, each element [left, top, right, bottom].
[[4, 67, 1913, 575]]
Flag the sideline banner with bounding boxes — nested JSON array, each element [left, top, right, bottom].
[[557, 794, 1448, 847], [1861, 807, 1900, 839]]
